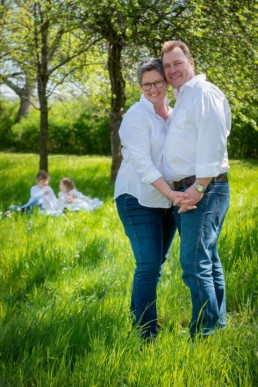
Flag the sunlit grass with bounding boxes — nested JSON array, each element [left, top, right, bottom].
[[0, 153, 257, 386]]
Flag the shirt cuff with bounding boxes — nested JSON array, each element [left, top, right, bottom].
[[141, 171, 162, 184]]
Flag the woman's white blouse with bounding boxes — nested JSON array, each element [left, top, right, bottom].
[[114, 94, 172, 208]]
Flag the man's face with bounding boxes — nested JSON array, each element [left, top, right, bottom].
[[162, 47, 195, 91]]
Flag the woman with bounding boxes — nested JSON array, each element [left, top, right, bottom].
[[114, 58, 192, 341]]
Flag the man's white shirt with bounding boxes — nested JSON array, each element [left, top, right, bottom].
[[163, 74, 231, 181]]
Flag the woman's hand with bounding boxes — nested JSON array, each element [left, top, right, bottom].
[[169, 190, 197, 211], [151, 178, 197, 212], [177, 203, 197, 213], [170, 179, 211, 213]]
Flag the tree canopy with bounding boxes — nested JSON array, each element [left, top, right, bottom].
[[0, 0, 257, 177]]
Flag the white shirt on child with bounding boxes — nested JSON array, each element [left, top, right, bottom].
[[57, 189, 102, 212], [27, 185, 58, 210]]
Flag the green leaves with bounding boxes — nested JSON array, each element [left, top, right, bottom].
[[0, 0, 257, 166]]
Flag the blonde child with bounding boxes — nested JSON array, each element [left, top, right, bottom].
[[59, 177, 82, 200], [57, 177, 103, 212]]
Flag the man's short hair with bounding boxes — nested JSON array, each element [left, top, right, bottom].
[[161, 40, 192, 60]]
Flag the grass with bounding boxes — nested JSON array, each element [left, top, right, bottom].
[[0, 153, 257, 386]]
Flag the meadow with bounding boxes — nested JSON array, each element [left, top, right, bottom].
[[0, 153, 257, 387]]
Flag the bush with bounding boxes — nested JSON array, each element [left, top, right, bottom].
[[11, 109, 40, 152], [72, 110, 110, 155], [0, 100, 19, 150], [229, 110, 258, 159], [48, 103, 110, 155], [3, 99, 111, 155], [1, 94, 258, 159]]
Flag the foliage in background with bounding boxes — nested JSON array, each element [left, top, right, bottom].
[[178, 1, 258, 130], [0, 100, 18, 149], [1, 87, 257, 159], [0, 77, 142, 156], [1, 0, 257, 178], [180, 0, 258, 159], [4, 101, 110, 156], [0, 153, 257, 386]]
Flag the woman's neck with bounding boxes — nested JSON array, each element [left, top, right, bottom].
[[154, 101, 169, 121]]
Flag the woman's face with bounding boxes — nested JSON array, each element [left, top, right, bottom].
[[140, 70, 167, 105]]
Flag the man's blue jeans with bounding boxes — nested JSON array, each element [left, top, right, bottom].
[[116, 194, 176, 338], [174, 181, 230, 337]]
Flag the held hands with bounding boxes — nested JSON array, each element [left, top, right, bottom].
[[177, 185, 203, 214], [152, 178, 202, 213], [168, 190, 197, 212]]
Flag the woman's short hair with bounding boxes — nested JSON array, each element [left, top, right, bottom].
[[137, 58, 164, 84]]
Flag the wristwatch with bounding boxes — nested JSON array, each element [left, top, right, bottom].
[[193, 182, 206, 193]]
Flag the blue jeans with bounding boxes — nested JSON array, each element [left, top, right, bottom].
[[116, 194, 176, 338], [174, 181, 230, 337], [10, 202, 42, 214]]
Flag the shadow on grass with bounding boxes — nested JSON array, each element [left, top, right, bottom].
[[1, 234, 112, 309], [0, 293, 128, 374]]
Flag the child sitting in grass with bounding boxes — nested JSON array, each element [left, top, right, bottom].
[[9, 170, 58, 214], [58, 177, 83, 203], [57, 177, 103, 212]]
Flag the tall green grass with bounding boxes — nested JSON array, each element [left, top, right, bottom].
[[0, 153, 257, 386]]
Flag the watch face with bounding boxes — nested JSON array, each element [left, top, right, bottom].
[[195, 184, 206, 193]]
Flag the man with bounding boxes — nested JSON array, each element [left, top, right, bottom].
[[161, 40, 231, 339]]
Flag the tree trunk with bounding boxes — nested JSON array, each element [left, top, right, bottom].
[[107, 40, 126, 183], [15, 83, 34, 123], [15, 95, 31, 123], [4, 76, 35, 123], [38, 84, 48, 172], [37, 15, 49, 173]]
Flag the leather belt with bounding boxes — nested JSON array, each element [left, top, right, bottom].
[[167, 173, 228, 191]]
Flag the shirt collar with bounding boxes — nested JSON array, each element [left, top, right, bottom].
[[173, 74, 206, 98], [140, 94, 171, 112]]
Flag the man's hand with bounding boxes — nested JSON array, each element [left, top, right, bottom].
[[177, 178, 212, 213], [177, 185, 203, 213], [170, 191, 197, 211]]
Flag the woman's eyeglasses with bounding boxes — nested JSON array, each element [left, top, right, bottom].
[[140, 80, 165, 91]]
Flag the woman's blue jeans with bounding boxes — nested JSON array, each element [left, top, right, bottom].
[[116, 194, 176, 338], [174, 181, 230, 337]]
